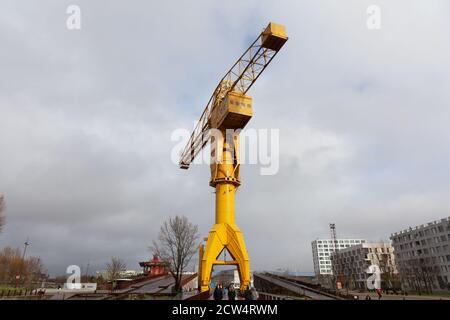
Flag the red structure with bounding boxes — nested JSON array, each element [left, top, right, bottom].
[[139, 255, 168, 276]]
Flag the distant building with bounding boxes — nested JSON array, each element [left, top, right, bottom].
[[211, 269, 254, 290], [139, 255, 168, 276], [390, 217, 450, 291], [330, 242, 398, 290], [95, 269, 141, 279], [95, 270, 108, 279], [119, 270, 140, 277], [311, 239, 366, 276]]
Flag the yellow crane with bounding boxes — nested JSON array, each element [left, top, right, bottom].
[[179, 22, 288, 292]]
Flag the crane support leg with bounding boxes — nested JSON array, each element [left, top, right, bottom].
[[199, 221, 250, 292], [199, 129, 250, 293]]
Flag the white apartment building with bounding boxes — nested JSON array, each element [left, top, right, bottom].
[[311, 239, 366, 276], [330, 242, 397, 290], [390, 217, 450, 291]]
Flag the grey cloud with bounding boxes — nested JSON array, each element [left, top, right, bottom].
[[1, 0, 450, 275]]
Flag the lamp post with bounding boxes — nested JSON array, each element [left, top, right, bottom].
[[17, 238, 30, 287]]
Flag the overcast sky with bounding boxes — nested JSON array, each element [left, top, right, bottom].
[[1, 0, 450, 277]]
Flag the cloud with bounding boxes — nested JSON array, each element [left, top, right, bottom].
[[1, 0, 450, 275]]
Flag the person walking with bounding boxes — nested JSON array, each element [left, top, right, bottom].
[[250, 287, 259, 300], [228, 285, 236, 301], [213, 285, 223, 300], [376, 288, 382, 300], [244, 287, 252, 300]]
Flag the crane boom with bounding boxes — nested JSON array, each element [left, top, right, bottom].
[[179, 22, 288, 169]]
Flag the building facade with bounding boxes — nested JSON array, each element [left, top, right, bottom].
[[139, 255, 168, 276], [330, 242, 398, 290], [390, 217, 450, 292], [311, 239, 366, 276]]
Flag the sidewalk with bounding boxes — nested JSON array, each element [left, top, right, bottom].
[[348, 290, 450, 300]]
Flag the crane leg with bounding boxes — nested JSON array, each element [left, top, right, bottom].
[[200, 131, 250, 293], [199, 222, 250, 292]]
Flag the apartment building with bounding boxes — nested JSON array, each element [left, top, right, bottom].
[[311, 239, 366, 276], [390, 217, 450, 291], [330, 242, 397, 290]]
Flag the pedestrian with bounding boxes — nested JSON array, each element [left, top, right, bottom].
[[375, 288, 382, 300], [228, 285, 236, 301], [244, 287, 253, 300], [213, 285, 223, 300], [250, 287, 259, 300]]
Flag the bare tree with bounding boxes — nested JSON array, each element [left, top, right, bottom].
[[0, 195, 5, 234], [398, 257, 437, 294], [106, 256, 126, 283], [0, 246, 46, 285], [151, 215, 199, 292]]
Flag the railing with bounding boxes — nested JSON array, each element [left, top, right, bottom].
[[0, 288, 46, 299], [258, 292, 303, 300]]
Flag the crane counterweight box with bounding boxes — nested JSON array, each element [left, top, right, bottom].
[[261, 22, 288, 51], [210, 92, 252, 129]]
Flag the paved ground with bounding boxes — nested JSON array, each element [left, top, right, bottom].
[[128, 275, 174, 294], [348, 290, 450, 300], [129, 274, 196, 295], [255, 273, 339, 300]]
